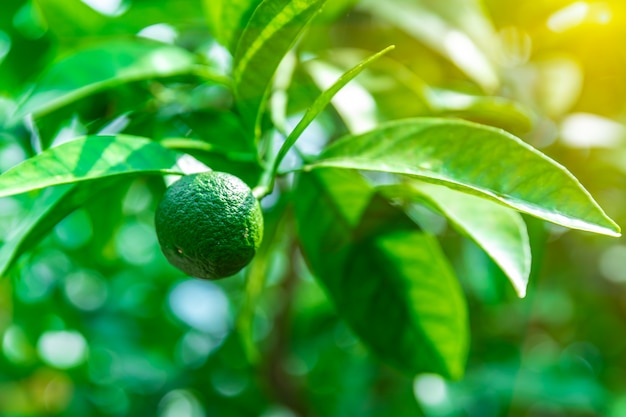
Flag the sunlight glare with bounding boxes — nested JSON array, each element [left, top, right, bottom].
[[560, 113, 624, 148], [138, 24, 178, 44], [548, 2, 589, 32], [81, 0, 127, 16], [168, 279, 231, 336], [413, 373, 448, 406], [548, 2, 613, 32], [444, 30, 499, 92], [37, 330, 88, 369]]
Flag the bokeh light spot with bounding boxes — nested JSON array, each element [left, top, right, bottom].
[[0, 141, 26, 172], [80, 0, 127, 16], [210, 369, 248, 397], [54, 209, 93, 250], [2, 325, 34, 364], [413, 373, 448, 407], [115, 220, 158, 265], [158, 389, 206, 417], [64, 269, 108, 311], [138, 24, 178, 44], [561, 113, 625, 148], [37, 330, 88, 369], [548, 2, 589, 32], [167, 279, 231, 336], [17, 250, 71, 303], [176, 330, 223, 368], [599, 245, 626, 283]]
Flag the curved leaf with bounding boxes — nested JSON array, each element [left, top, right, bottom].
[[295, 168, 468, 378], [203, 0, 262, 51], [0, 135, 184, 198], [233, 0, 327, 137], [14, 40, 200, 120], [382, 181, 531, 297], [312, 118, 620, 237]]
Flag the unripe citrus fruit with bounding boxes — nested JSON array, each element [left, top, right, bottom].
[[155, 171, 263, 279]]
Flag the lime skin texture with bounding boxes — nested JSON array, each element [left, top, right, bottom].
[[155, 171, 264, 280]]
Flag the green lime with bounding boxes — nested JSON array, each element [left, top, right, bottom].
[[155, 171, 263, 279]]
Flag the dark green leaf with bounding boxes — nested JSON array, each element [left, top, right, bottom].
[[381, 181, 531, 297], [311, 118, 620, 237], [0, 135, 184, 198], [233, 0, 327, 138], [295, 168, 468, 378], [14, 40, 200, 120]]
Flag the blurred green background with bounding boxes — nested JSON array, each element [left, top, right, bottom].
[[2, 0, 626, 416]]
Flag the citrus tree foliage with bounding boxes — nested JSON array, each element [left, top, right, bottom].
[[1, 0, 625, 416]]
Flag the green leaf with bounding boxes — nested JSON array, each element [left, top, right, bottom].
[[0, 179, 117, 277], [295, 168, 468, 378], [14, 40, 200, 120], [382, 181, 531, 297], [233, 0, 327, 138], [258, 45, 394, 196], [311, 118, 620, 237], [203, 0, 262, 51], [0, 135, 184, 198]]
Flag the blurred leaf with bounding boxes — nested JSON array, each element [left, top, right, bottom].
[[233, 0, 327, 138], [312, 118, 620, 237], [0, 135, 184, 198], [14, 40, 203, 120], [35, 0, 107, 37], [312, 48, 532, 133], [381, 181, 531, 297], [36, 0, 204, 40], [237, 196, 288, 363], [358, 0, 499, 91], [0, 179, 117, 277], [203, 0, 262, 52], [428, 89, 534, 133], [316, 0, 359, 22], [295, 168, 468, 379]]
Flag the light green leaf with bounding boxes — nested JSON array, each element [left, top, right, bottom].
[[311, 118, 620, 237], [382, 181, 531, 297], [295, 168, 468, 379], [358, 0, 499, 91], [203, 0, 262, 51], [14, 40, 201, 120], [233, 0, 327, 138], [0, 135, 184, 198]]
